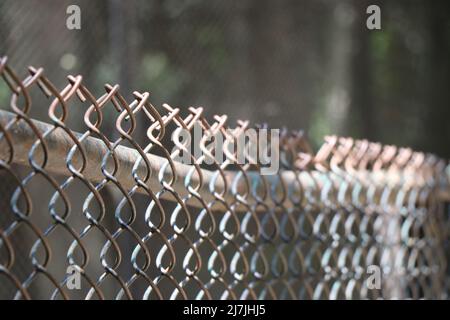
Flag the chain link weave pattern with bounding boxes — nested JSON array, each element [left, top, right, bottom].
[[0, 57, 449, 299]]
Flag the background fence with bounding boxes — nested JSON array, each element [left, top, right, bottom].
[[2, 0, 450, 157], [1, 57, 450, 299]]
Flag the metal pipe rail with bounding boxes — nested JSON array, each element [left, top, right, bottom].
[[1, 56, 450, 300], [2, 109, 448, 213]]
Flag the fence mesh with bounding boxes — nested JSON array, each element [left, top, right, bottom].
[[0, 57, 450, 299]]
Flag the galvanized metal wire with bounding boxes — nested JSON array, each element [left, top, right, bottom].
[[0, 57, 449, 299]]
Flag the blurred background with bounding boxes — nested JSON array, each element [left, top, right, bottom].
[[1, 0, 449, 156], [1, 0, 450, 299]]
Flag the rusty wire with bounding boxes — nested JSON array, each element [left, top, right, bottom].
[[0, 56, 450, 299]]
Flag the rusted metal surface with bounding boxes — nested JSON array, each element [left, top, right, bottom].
[[1, 56, 449, 299]]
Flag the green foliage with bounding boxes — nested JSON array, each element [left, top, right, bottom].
[[0, 81, 8, 110], [309, 94, 332, 147], [139, 53, 187, 103], [371, 30, 393, 96], [196, 26, 228, 72]]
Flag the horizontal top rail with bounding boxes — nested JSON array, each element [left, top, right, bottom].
[[2, 109, 449, 213], [1, 56, 450, 300]]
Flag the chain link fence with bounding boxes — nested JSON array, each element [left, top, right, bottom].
[[1, 57, 450, 299]]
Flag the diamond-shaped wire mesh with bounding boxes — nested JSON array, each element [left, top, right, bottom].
[[0, 57, 449, 299]]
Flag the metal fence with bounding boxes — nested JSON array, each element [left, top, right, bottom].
[[1, 56, 450, 300]]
